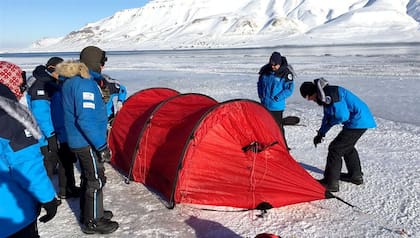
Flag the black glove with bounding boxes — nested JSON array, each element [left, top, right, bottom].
[[313, 133, 324, 147], [39, 197, 58, 223], [98, 146, 111, 163], [47, 134, 59, 153]]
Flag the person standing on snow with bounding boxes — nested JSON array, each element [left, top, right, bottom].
[[0, 61, 58, 238], [58, 46, 118, 234], [258, 51, 295, 150], [299, 78, 376, 192], [96, 74, 127, 123], [80, 47, 127, 125], [26, 57, 80, 201]]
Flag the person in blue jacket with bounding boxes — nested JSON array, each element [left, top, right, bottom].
[[258, 51, 295, 150], [80, 46, 127, 124], [26, 57, 80, 200], [97, 74, 127, 122], [300, 78, 376, 192], [0, 61, 58, 238], [57, 47, 118, 234]]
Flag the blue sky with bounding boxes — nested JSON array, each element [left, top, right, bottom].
[[0, 0, 149, 49]]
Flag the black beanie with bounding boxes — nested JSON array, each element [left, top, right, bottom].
[[269, 52, 282, 65], [80, 46, 107, 73], [46, 57, 63, 68], [300, 82, 317, 98]]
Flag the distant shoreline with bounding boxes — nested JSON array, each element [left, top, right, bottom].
[[1, 41, 419, 57]]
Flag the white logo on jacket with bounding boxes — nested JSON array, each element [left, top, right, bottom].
[[36, 90, 45, 96], [83, 92, 94, 101], [24, 129, 33, 137], [82, 92, 95, 109], [83, 102, 95, 109]]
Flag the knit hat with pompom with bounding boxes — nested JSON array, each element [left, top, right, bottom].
[[0, 61, 24, 99]]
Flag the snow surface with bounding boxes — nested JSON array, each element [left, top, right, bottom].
[[1, 43, 419, 237]]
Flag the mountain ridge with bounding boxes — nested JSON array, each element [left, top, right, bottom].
[[30, 0, 420, 52]]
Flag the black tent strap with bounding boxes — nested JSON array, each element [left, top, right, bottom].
[[326, 191, 409, 236], [242, 141, 278, 153], [194, 201, 273, 219], [326, 191, 359, 209]]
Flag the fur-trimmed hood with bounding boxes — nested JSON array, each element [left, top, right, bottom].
[[55, 61, 90, 79]]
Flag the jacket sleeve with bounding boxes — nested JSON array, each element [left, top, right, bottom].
[[318, 102, 350, 135], [257, 76, 263, 99], [0, 113, 56, 203], [117, 84, 127, 102], [329, 100, 350, 125], [257, 65, 271, 100], [7, 142, 56, 203], [29, 99, 55, 137], [274, 79, 294, 101], [75, 81, 108, 150]]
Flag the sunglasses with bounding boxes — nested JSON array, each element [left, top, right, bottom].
[[19, 71, 28, 93], [46, 66, 56, 73]]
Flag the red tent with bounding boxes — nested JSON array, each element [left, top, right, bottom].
[[109, 89, 327, 209], [109, 87, 179, 174]]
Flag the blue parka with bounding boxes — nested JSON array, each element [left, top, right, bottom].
[[50, 78, 67, 143], [94, 73, 127, 119], [257, 57, 294, 111], [26, 65, 60, 146], [0, 83, 56, 237], [317, 84, 377, 136], [60, 63, 108, 151]]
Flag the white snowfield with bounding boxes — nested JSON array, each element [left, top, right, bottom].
[[2, 43, 417, 237]]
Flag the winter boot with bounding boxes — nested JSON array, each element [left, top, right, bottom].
[[317, 178, 339, 192], [79, 210, 113, 224], [340, 173, 364, 185], [56, 196, 62, 206], [103, 210, 113, 220], [59, 186, 81, 199], [81, 218, 119, 234]]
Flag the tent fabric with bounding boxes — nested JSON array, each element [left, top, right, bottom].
[[109, 87, 179, 174], [131, 93, 218, 202], [174, 99, 325, 208], [109, 88, 327, 209]]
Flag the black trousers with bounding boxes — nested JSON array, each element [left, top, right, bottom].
[[73, 146, 106, 223], [42, 143, 77, 195], [8, 220, 39, 238], [324, 128, 367, 182], [270, 111, 289, 149], [41, 145, 59, 180], [57, 143, 77, 195]]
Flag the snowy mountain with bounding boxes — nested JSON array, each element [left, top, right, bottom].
[[31, 0, 420, 51]]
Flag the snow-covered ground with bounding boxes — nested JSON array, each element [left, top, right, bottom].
[[1, 43, 419, 237]]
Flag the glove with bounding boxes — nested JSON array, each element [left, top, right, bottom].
[[313, 133, 324, 147], [98, 146, 111, 163], [39, 197, 58, 223], [116, 101, 123, 112], [47, 134, 59, 153]]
